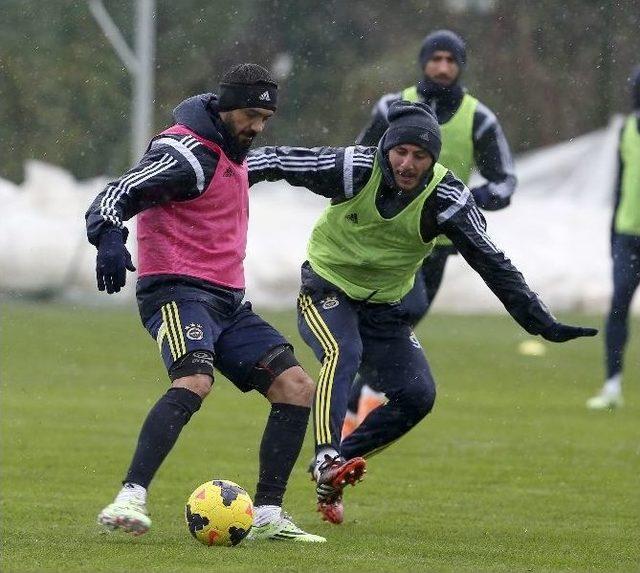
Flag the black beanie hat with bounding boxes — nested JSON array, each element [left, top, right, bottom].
[[381, 100, 442, 162], [419, 29, 466, 69], [631, 65, 640, 110]]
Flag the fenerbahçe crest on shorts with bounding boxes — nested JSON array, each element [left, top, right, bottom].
[[185, 323, 204, 341]]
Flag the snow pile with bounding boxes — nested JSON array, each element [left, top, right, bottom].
[[0, 163, 135, 299], [1, 115, 637, 314], [436, 114, 628, 314]]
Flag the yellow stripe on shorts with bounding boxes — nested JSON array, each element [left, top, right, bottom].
[[299, 294, 340, 445], [161, 304, 179, 361], [156, 322, 168, 353], [161, 302, 187, 361], [169, 301, 187, 356]]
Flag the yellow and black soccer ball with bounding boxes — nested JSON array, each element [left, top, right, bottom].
[[185, 479, 254, 546]]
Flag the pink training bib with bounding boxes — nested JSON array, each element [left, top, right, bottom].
[[137, 124, 249, 289]]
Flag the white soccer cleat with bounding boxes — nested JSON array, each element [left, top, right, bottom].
[[247, 511, 326, 543], [586, 389, 624, 410], [98, 500, 151, 536]]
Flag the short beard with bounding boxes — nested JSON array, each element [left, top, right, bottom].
[[221, 118, 254, 155], [419, 77, 462, 102], [236, 137, 253, 153]]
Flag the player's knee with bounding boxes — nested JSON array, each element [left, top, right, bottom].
[[269, 366, 315, 406], [169, 351, 215, 399], [171, 373, 213, 399], [403, 377, 436, 420], [251, 345, 313, 406], [168, 350, 215, 399]]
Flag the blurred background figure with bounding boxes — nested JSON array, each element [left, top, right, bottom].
[[357, 29, 517, 320], [347, 29, 517, 433], [587, 66, 640, 410]]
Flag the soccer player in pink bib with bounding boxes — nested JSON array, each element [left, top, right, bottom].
[[85, 64, 330, 542]]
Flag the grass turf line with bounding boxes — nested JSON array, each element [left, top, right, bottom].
[[1, 302, 638, 572]]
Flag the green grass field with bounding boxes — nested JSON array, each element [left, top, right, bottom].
[[1, 301, 638, 572]]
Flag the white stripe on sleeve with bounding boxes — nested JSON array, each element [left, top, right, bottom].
[[467, 206, 499, 253], [100, 155, 177, 226], [436, 183, 471, 224], [474, 102, 497, 141], [152, 137, 205, 191], [343, 146, 355, 198]]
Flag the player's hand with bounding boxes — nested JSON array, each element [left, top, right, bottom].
[[540, 322, 598, 343], [471, 184, 510, 211], [96, 228, 136, 294]]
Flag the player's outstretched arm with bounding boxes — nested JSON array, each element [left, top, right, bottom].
[[248, 146, 341, 195], [248, 145, 376, 199], [435, 175, 598, 342]]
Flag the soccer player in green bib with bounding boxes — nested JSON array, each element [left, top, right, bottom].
[[357, 29, 516, 319], [248, 100, 597, 525], [587, 66, 640, 410], [349, 29, 518, 431]]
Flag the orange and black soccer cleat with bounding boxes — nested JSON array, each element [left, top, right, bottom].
[[313, 454, 366, 524]]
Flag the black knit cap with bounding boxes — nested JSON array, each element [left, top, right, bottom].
[[380, 100, 442, 162], [218, 63, 278, 112], [419, 29, 466, 69], [218, 81, 278, 112]]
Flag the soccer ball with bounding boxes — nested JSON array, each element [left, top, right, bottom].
[[185, 479, 254, 546]]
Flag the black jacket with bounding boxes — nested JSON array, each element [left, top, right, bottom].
[[84, 94, 248, 321], [248, 144, 554, 335], [85, 94, 244, 247]]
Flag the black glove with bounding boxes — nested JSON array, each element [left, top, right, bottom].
[[540, 322, 598, 343], [471, 184, 510, 211], [96, 228, 136, 294]]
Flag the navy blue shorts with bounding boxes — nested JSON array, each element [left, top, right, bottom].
[[144, 299, 290, 393]]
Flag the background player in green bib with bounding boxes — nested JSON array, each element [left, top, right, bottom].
[[587, 66, 640, 410], [248, 100, 597, 525], [357, 29, 517, 319], [350, 29, 518, 431]]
